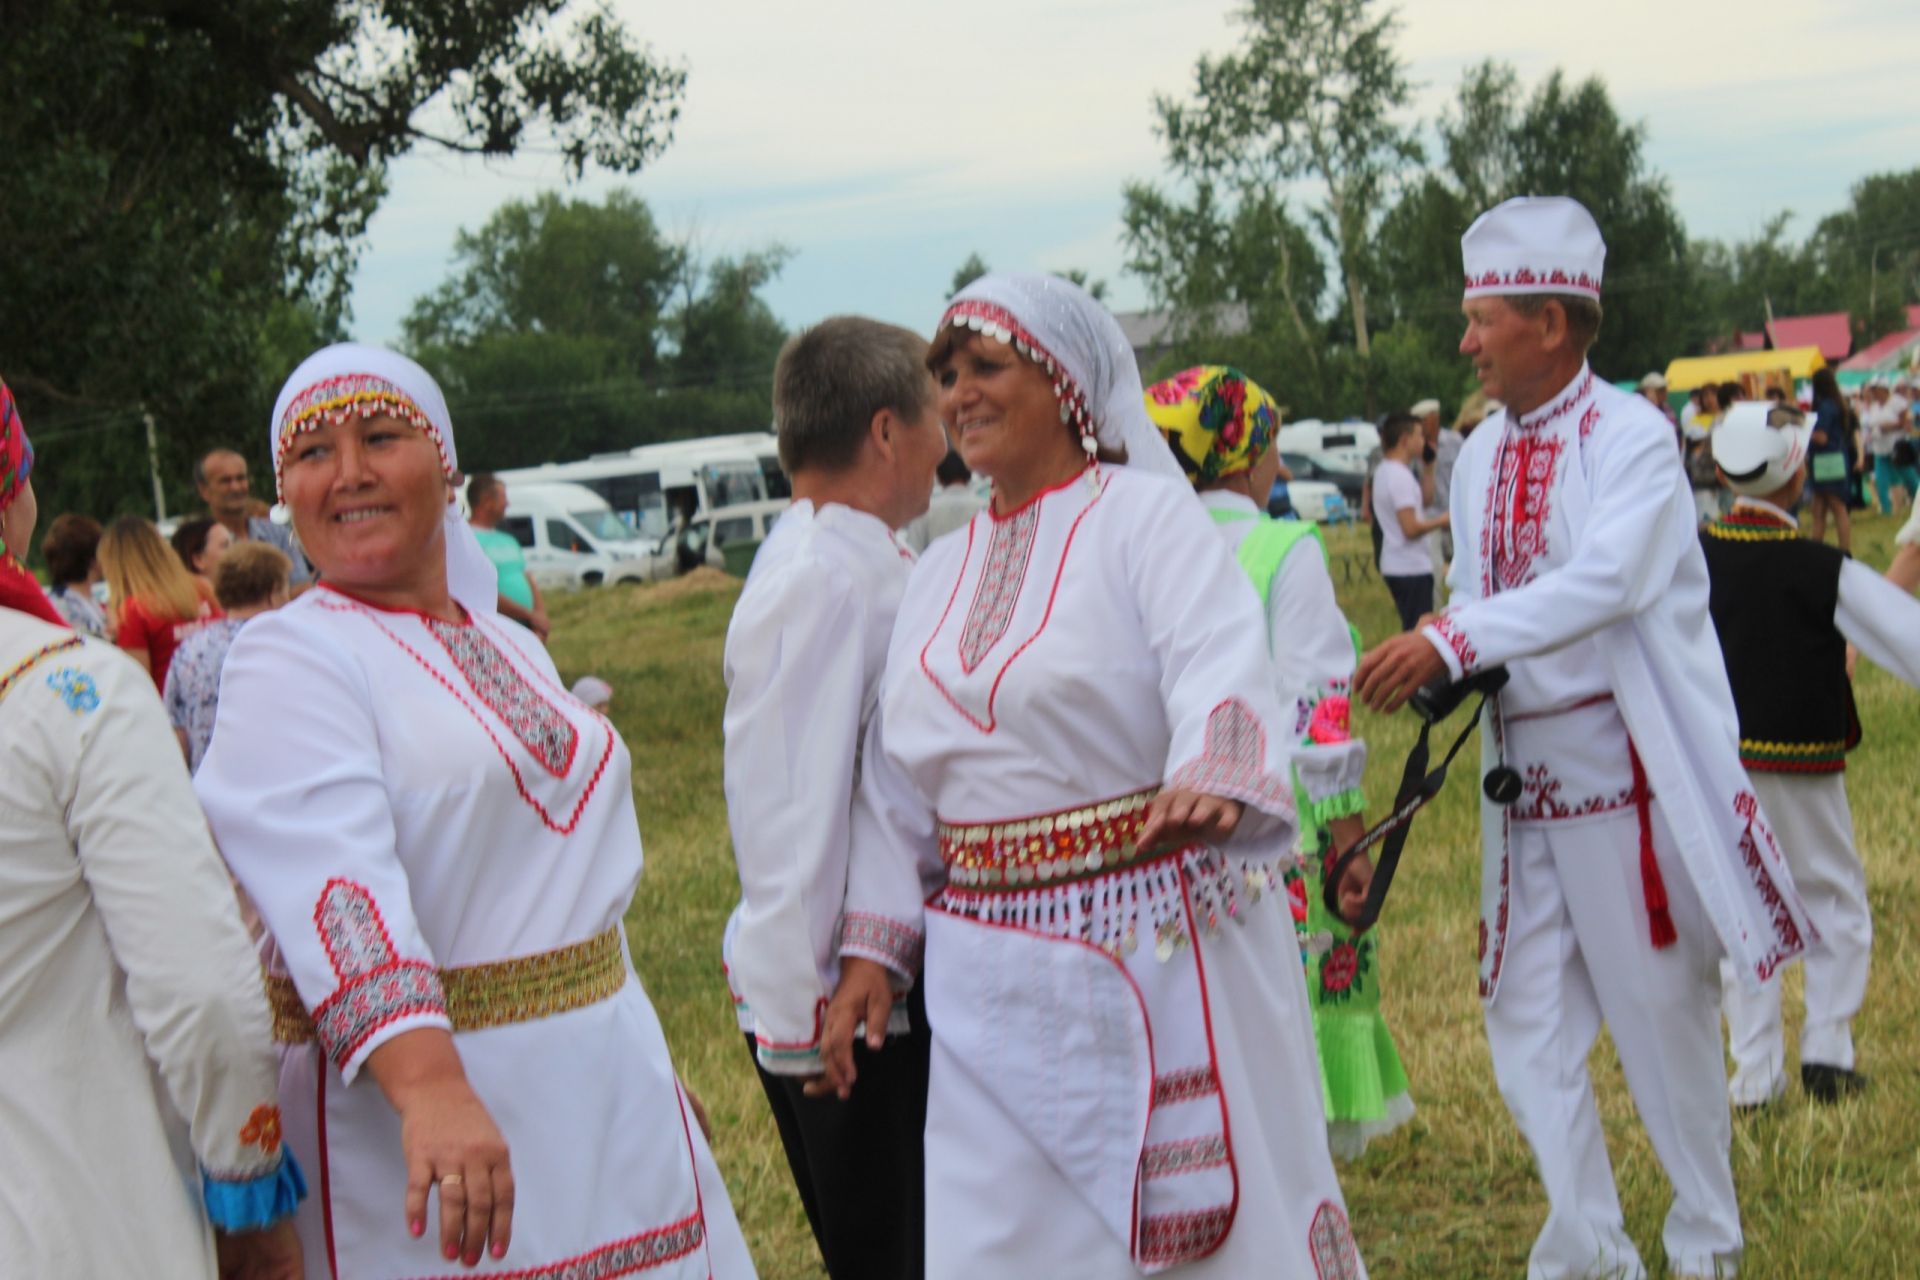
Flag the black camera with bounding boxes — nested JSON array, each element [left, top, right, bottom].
[[1407, 665, 1509, 724]]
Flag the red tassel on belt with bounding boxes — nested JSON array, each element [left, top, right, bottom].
[[1628, 742, 1677, 950]]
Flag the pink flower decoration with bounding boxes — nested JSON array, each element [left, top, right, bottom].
[[1307, 696, 1351, 745]]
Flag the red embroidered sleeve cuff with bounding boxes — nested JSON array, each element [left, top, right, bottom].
[[1422, 612, 1474, 681], [314, 963, 450, 1079], [838, 911, 924, 985], [1167, 698, 1294, 814]]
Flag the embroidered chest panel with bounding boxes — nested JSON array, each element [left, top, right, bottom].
[[426, 618, 578, 776], [1486, 429, 1566, 592], [958, 503, 1041, 671]]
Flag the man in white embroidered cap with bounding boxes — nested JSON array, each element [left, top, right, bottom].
[[1355, 197, 1816, 1279]]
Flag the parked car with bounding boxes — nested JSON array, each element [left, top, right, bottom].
[[1277, 419, 1376, 503]]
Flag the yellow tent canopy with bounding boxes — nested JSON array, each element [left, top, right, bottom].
[[1664, 346, 1826, 392]]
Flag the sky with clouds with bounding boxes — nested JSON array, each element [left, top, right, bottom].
[[347, 0, 1920, 345]]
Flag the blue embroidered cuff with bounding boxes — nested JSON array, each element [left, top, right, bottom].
[[202, 1153, 307, 1233]]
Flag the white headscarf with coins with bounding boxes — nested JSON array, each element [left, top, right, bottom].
[[935, 273, 1186, 484], [268, 342, 499, 613]]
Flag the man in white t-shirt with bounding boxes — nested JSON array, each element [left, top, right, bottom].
[[1371, 411, 1449, 629]]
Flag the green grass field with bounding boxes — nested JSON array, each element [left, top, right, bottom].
[[547, 511, 1919, 1280]]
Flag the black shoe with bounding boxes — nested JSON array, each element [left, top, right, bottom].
[[1801, 1062, 1868, 1103]]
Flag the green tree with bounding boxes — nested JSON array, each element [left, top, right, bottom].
[[1808, 169, 1920, 345], [1155, 0, 1421, 378], [402, 192, 790, 470], [404, 191, 682, 378], [1371, 61, 1691, 379], [950, 252, 990, 297], [3, 0, 685, 520], [1122, 180, 1334, 409]]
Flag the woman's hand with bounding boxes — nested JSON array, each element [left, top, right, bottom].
[[1137, 788, 1243, 854], [366, 1030, 514, 1268], [215, 1218, 303, 1280]]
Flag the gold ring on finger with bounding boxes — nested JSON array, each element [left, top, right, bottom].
[[439, 1173, 464, 1187]]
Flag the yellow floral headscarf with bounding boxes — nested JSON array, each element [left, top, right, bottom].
[[1145, 366, 1280, 487]]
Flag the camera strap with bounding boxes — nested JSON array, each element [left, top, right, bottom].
[[1319, 693, 1493, 933]]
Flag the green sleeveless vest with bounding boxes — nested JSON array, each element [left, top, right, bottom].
[[1209, 505, 1361, 656]]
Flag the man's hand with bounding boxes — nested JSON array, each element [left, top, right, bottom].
[[806, 958, 896, 1101], [530, 608, 552, 642], [1136, 788, 1243, 854], [1355, 631, 1449, 714]]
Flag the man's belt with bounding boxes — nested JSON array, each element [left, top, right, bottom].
[[265, 925, 628, 1044]]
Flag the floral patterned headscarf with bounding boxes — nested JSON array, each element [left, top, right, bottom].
[[1145, 366, 1281, 487], [0, 378, 32, 523]]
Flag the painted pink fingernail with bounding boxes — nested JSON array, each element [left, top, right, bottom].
[[444, 1243, 459, 1259], [492, 1243, 507, 1258], [410, 1219, 425, 1237]]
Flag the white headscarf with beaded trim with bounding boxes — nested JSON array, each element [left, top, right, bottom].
[[268, 343, 498, 614], [937, 274, 1186, 484]]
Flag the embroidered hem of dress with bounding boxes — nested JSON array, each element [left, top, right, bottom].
[[396, 1209, 705, 1280]]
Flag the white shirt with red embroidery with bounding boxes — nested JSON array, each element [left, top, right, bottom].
[[194, 585, 750, 1280], [1420, 365, 1816, 1000], [720, 500, 917, 1074]]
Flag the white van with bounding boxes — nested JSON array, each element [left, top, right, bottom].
[[499, 482, 667, 588], [498, 433, 785, 544]]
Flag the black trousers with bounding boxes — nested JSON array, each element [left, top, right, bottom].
[[1384, 572, 1433, 632], [747, 984, 930, 1280]]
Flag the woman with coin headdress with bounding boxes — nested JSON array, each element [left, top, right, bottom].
[[194, 344, 755, 1278], [825, 277, 1366, 1278]]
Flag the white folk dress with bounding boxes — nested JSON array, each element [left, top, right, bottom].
[[194, 585, 754, 1280], [0, 612, 293, 1278], [845, 466, 1365, 1280], [721, 499, 919, 1064]]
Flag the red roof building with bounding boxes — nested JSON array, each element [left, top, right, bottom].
[[1766, 312, 1852, 361]]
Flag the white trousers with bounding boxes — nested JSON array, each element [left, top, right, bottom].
[[1720, 772, 1871, 1101], [1485, 808, 1740, 1280]]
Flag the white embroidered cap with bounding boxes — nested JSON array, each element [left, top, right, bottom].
[[1409, 398, 1440, 418], [1462, 196, 1606, 302], [1640, 371, 1667, 390], [1711, 401, 1814, 496]]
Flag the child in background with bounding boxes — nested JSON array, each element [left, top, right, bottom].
[[1704, 402, 1920, 1106], [164, 542, 291, 771]]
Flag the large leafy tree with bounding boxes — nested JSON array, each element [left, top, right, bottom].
[[2, 0, 685, 521], [1154, 0, 1421, 377], [1370, 62, 1691, 381], [403, 191, 790, 471]]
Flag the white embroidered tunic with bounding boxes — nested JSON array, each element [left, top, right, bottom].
[[194, 587, 751, 1280], [845, 467, 1363, 1278], [1423, 366, 1816, 1000], [720, 500, 918, 1071]]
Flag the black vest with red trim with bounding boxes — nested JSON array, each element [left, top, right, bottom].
[[1700, 507, 1860, 773]]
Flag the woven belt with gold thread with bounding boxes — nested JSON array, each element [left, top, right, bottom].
[[266, 925, 627, 1044], [938, 787, 1175, 891]]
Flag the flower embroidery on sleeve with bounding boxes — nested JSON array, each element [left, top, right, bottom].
[[239, 1104, 283, 1155], [45, 667, 100, 714], [1306, 693, 1351, 746]]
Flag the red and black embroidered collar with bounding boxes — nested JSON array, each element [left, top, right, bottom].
[[1514, 366, 1594, 433]]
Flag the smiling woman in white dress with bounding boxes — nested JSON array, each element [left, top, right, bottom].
[[193, 344, 754, 1279], [823, 276, 1366, 1279]]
